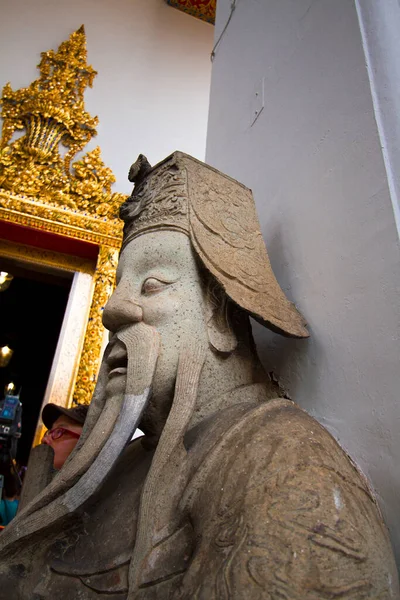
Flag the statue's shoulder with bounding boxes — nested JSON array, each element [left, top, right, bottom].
[[180, 394, 399, 598], [194, 395, 375, 510], [228, 397, 359, 477], [189, 393, 361, 484]]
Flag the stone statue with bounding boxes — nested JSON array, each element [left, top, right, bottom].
[[0, 152, 398, 598]]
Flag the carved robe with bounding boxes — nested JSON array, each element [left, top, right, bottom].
[[2, 384, 397, 599]]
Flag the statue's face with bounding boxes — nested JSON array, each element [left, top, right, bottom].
[[102, 231, 209, 427]]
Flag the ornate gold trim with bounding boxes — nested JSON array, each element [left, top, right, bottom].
[[0, 191, 123, 247], [0, 28, 125, 437], [73, 246, 118, 405], [0, 27, 127, 222]]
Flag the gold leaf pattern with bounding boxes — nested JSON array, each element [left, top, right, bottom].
[[0, 26, 125, 217], [0, 27, 126, 417], [73, 246, 119, 406]]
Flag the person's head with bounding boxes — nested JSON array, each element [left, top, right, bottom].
[[41, 404, 88, 470]]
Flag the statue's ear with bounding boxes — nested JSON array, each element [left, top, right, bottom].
[[205, 285, 238, 355]]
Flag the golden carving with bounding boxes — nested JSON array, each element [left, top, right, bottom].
[[0, 27, 126, 421], [0, 190, 123, 247], [0, 26, 97, 159], [0, 26, 125, 241], [73, 246, 118, 405], [0, 26, 125, 220]]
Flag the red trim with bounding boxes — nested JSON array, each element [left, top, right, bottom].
[[0, 221, 99, 261]]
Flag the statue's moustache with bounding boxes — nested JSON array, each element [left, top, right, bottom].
[[76, 322, 160, 454], [0, 324, 205, 558], [60, 323, 161, 511]]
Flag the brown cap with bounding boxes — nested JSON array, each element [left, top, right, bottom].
[[41, 403, 88, 430]]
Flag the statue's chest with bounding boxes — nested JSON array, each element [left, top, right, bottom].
[[25, 443, 150, 598], [30, 441, 195, 599]]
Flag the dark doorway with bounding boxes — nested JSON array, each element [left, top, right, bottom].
[[0, 262, 72, 466]]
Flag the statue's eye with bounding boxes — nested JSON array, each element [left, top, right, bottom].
[[141, 277, 168, 295]]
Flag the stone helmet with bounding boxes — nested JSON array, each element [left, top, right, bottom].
[[121, 151, 308, 339]]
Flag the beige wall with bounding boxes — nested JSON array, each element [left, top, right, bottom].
[[0, 0, 213, 194], [206, 0, 400, 564]]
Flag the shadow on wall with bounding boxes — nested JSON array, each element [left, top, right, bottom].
[[252, 218, 329, 422], [253, 318, 348, 451]]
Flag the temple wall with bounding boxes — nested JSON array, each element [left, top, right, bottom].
[[206, 0, 400, 564], [0, 0, 213, 194]]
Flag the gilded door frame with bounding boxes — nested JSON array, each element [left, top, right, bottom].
[[0, 214, 120, 444], [0, 27, 125, 447]]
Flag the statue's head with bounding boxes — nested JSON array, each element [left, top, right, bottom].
[[0, 153, 308, 549], [102, 152, 308, 435]]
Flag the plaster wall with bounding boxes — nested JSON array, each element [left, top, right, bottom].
[[0, 0, 213, 194], [355, 0, 400, 238], [206, 0, 400, 563]]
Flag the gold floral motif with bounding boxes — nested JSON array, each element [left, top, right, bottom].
[[70, 148, 126, 219], [0, 190, 123, 247], [73, 246, 118, 405], [0, 27, 126, 421], [0, 26, 126, 223], [0, 26, 97, 157]]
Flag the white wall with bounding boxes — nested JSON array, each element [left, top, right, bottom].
[[0, 0, 213, 194], [207, 0, 400, 563], [355, 0, 400, 239]]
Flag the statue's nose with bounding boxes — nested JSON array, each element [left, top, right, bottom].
[[102, 290, 143, 332]]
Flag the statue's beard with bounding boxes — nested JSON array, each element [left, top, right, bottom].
[[103, 332, 171, 444], [0, 323, 207, 561], [0, 323, 161, 554]]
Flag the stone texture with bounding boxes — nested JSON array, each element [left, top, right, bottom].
[[0, 153, 397, 598]]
